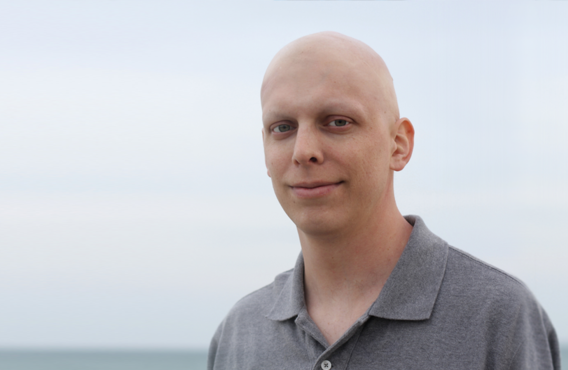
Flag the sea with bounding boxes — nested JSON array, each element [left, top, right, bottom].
[[0, 347, 566, 369], [0, 350, 208, 370]]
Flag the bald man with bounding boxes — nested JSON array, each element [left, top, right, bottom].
[[208, 32, 560, 370]]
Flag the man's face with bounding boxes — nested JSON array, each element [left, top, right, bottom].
[[261, 48, 399, 237]]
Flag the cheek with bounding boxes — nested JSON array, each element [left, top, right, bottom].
[[348, 138, 391, 180], [264, 145, 288, 179]]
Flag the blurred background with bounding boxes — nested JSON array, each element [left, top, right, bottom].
[[1, 0, 567, 368]]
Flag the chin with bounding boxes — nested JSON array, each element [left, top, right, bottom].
[[293, 212, 347, 238]]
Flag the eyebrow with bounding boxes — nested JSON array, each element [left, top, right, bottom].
[[318, 100, 366, 118], [262, 98, 367, 126]]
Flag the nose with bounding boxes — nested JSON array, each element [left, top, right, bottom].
[[292, 125, 323, 166]]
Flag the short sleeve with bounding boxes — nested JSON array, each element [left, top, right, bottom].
[[507, 302, 560, 370]]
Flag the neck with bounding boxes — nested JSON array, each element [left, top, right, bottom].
[[299, 194, 412, 345]]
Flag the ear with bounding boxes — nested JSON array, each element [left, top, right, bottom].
[[390, 117, 414, 172]]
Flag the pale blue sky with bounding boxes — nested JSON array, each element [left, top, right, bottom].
[[1, 0, 567, 349]]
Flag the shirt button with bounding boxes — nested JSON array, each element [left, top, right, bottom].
[[321, 360, 332, 370]]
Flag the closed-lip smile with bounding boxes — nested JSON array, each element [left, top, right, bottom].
[[290, 181, 343, 198]]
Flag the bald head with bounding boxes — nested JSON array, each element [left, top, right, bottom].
[[261, 32, 400, 125]]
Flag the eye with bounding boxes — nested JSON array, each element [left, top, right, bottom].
[[328, 119, 349, 127], [273, 124, 293, 133]]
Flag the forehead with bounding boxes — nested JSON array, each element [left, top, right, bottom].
[[261, 55, 383, 123]]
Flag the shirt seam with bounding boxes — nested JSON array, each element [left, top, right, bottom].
[[506, 337, 525, 370], [448, 246, 526, 287]]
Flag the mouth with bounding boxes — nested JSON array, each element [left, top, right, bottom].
[[290, 181, 343, 198]]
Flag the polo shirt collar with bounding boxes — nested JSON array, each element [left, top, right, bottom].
[[367, 215, 448, 320], [266, 215, 449, 322], [266, 249, 307, 321]]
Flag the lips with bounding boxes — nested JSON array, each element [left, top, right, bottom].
[[290, 181, 343, 198]]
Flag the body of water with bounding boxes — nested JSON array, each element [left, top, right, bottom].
[[0, 350, 208, 370], [0, 347, 565, 369]]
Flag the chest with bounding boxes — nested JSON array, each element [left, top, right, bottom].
[[212, 316, 506, 370]]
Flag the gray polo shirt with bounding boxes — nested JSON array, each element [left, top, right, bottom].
[[208, 215, 560, 370]]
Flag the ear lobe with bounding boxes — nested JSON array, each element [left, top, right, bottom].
[[267, 169, 271, 178], [390, 117, 414, 172]]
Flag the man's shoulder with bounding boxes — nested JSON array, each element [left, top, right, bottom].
[[438, 245, 559, 368], [445, 245, 529, 296], [441, 245, 546, 324], [208, 266, 296, 365], [219, 267, 293, 325]]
